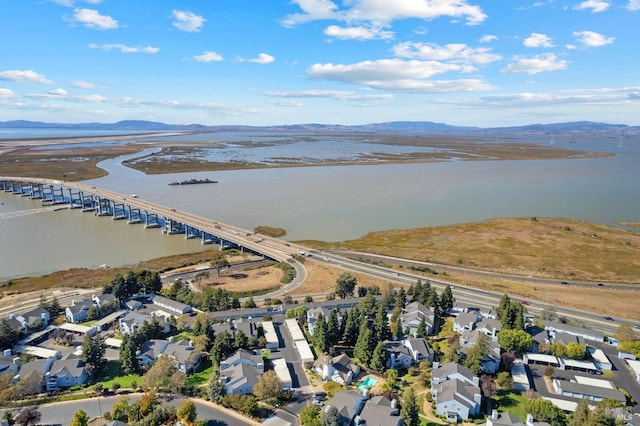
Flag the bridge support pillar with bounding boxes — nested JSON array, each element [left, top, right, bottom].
[[69, 189, 83, 208], [145, 212, 160, 228], [30, 183, 43, 199], [164, 219, 185, 235], [113, 203, 127, 220], [128, 208, 142, 224], [96, 198, 112, 216], [82, 194, 96, 212], [185, 225, 201, 239], [41, 185, 53, 203], [52, 186, 65, 204]]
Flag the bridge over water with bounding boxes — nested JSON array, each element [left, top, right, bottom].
[[0, 176, 304, 279]]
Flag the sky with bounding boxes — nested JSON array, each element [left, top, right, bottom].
[[1, 0, 639, 127]]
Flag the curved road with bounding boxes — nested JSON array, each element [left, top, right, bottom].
[[2, 177, 635, 335]]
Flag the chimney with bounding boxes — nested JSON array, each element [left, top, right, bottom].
[[3, 349, 11, 357]]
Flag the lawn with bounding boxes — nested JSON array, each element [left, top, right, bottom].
[[186, 358, 213, 387], [493, 390, 527, 421], [96, 360, 142, 389]]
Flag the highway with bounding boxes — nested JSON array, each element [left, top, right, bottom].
[[2, 176, 634, 337]]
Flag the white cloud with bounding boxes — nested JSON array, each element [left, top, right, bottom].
[[172, 10, 205, 32], [393, 42, 501, 65], [324, 25, 394, 40], [573, 0, 611, 12], [88, 43, 159, 53], [250, 53, 275, 64], [523, 33, 554, 48], [627, 0, 640, 10], [480, 34, 497, 43], [193, 51, 224, 62], [71, 80, 96, 89], [282, 0, 487, 27], [0, 70, 52, 84], [0, 88, 16, 99], [72, 8, 118, 29], [306, 59, 494, 93], [572, 30, 615, 47], [501, 53, 569, 74], [49, 88, 69, 96], [264, 89, 393, 101]]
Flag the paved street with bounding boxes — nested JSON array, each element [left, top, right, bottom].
[[8, 394, 258, 426]]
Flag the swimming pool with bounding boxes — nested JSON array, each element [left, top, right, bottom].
[[358, 376, 378, 391]]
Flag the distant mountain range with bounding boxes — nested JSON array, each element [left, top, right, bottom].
[[1, 119, 639, 136]]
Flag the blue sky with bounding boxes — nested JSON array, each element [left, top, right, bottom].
[[1, 0, 638, 127]]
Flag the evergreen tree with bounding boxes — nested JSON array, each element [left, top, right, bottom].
[[342, 307, 360, 346], [401, 387, 420, 426], [81, 334, 106, 375], [321, 406, 340, 426], [234, 330, 249, 350], [370, 341, 388, 372], [497, 294, 511, 321], [393, 318, 404, 341], [464, 334, 490, 375], [373, 304, 391, 344], [358, 293, 378, 318], [354, 317, 373, 365], [326, 309, 340, 348], [120, 334, 140, 375], [416, 317, 427, 338], [440, 285, 455, 313], [314, 314, 329, 354]]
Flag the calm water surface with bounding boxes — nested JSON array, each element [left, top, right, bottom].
[[1, 133, 638, 280]]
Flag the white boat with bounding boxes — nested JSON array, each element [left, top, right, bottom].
[[128, 194, 138, 198], [99, 264, 111, 269]]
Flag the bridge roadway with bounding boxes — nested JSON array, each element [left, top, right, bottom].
[[1, 176, 633, 336]]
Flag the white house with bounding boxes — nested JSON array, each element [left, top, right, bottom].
[[65, 298, 94, 323], [433, 378, 482, 423], [313, 353, 360, 385], [47, 357, 88, 391], [401, 301, 435, 336]]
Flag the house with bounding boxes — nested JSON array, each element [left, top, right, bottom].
[[433, 378, 482, 422], [92, 293, 117, 312], [137, 339, 170, 369], [541, 320, 604, 343], [151, 295, 192, 315], [485, 410, 525, 426], [326, 390, 368, 426], [476, 318, 502, 340], [404, 338, 435, 364], [163, 339, 202, 373], [14, 358, 55, 395], [46, 356, 88, 391], [10, 307, 51, 331], [220, 348, 264, 372], [118, 311, 170, 336], [431, 362, 479, 387], [551, 377, 626, 404], [511, 362, 531, 391], [459, 330, 501, 374], [221, 363, 262, 395], [356, 395, 403, 426], [0, 349, 20, 375], [453, 312, 480, 334], [384, 341, 415, 369], [272, 358, 293, 390], [65, 298, 94, 323], [261, 320, 280, 349], [400, 302, 435, 336], [313, 353, 360, 385], [124, 299, 142, 311], [307, 306, 332, 336], [234, 317, 258, 340]]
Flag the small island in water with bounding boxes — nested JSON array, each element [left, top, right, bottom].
[[168, 178, 218, 186]]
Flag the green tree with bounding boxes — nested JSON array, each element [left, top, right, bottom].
[[120, 334, 140, 374], [141, 356, 186, 392], [496, 371, 514, 390], [372, 304, 391, 344], [401, 387, 420, 426], [335, 273, 357, 299], [354, 317, 374, 365], [81, 334, 106, 375], [299, 405, 321, 426], [253, 370, 283, 401], [234, 330, 249, 350], [326, 309, 341, 348], [416, 316, 427, 338], [208, 370, 225, 401], [565, 342, 586, 360], [464, 334, 490, 375], [211, 254, 230, 276], [497, 328, 533, 353], [370, 341, 388, 372], [440, 285, 455, 313], [525, 398, 567, 426], [342, 307, 360, 346], [177, 400, 197, 424], [320, 405, 340, 426], [70, 409, 89, 426], [314, 314, 329, 354], [244, 297, 257, 309], [393, 318, 404, 341]]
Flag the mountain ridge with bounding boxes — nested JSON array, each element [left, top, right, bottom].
[[1, 119, 638, 135]]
